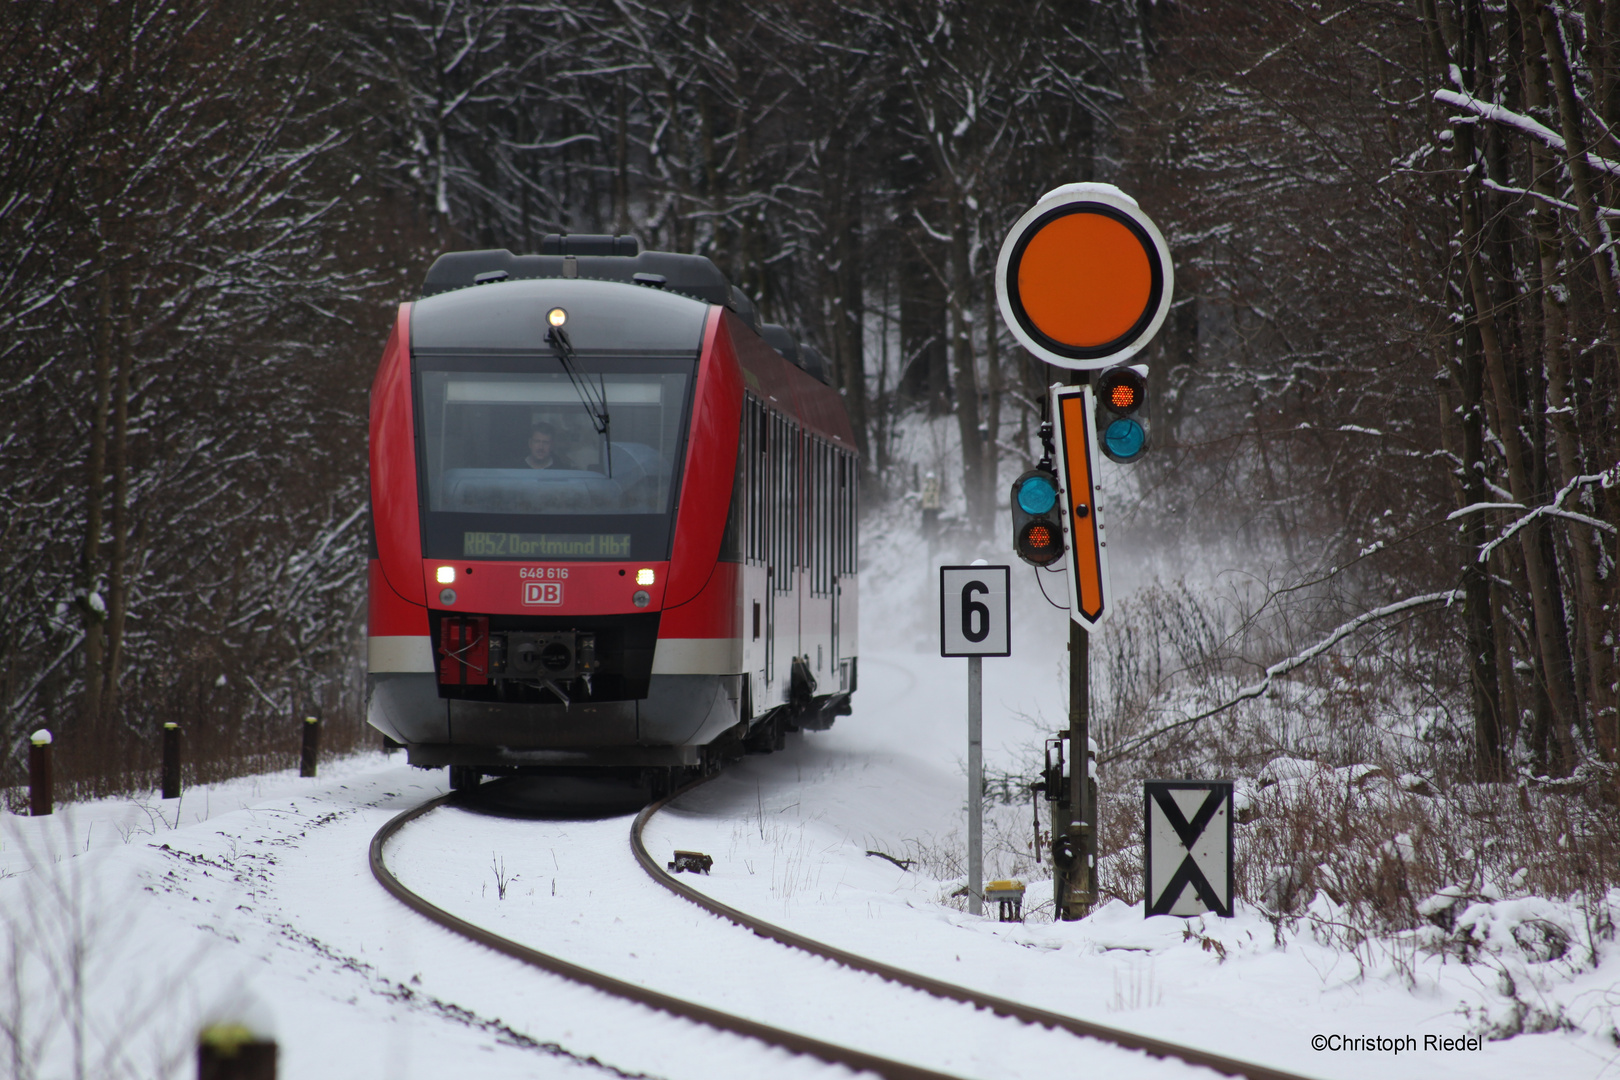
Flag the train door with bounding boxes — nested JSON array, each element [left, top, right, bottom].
[[829, 450, 841, 673], [764, 410, 777, 690], [773, 413, 800, 697]]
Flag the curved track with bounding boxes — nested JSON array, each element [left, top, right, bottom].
[[373, 778, 1314, 1080], [370, 790, 962, 1080], [631, 783, 1312, 1080]]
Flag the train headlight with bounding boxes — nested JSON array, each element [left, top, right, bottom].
[[547, 307, 567, 327], [636, 568, 655, 586], [436, 566, 456, 584]]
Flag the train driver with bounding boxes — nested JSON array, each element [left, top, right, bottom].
[[525, 422, 561, 470]]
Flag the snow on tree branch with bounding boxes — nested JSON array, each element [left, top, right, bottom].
[[1101, 590, 1464, 764], [1434, 88, 1620, 181]]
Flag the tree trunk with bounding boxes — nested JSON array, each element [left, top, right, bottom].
[[1458, 320, 1507, 777], [102, 264, 133, 717], [1513, 6, 1618, 746], [1535, 2, 1620, 372], [81, 256, 113, 724], [983, 274, 1002, 499], [615, 73, 630, 236], [949, 195, 987, 528], [1427, 0, 1581, 772], [832, 163, 871, 462]]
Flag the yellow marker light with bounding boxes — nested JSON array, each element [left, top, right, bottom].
[[636, 568, 655, 586], [547, 307, 568, 327], [436, 566, 456, 584]]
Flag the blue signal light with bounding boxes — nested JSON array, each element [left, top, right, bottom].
[[1104, 418, 1146, 460], [1016, 474, 1058, 514]]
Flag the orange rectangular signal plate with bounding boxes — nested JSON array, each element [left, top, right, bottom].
[[1051, 384, 1111, 628]]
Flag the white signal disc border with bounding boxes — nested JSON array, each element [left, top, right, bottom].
[[996, 183, 1174, 372]]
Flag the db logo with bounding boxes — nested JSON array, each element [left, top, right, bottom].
[[523, 582, 563, 606]]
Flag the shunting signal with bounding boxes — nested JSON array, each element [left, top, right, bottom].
[[1011, 469, 1065, 567], [1095, 365, 1150, 464]]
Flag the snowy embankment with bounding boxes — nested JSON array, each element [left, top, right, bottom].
[[3, 643, 1615, 1079], [3, 504, 1617, 1077]]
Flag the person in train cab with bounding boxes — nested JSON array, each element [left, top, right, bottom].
[[525, 423, 560, 469]]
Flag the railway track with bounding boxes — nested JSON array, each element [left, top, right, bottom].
[[372, 780, 1315, 1080]]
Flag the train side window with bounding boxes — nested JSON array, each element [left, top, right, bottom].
[[813, 440, 825, 595], [836, 452, 846, 578], [746, 398, 763, 564], [839, 451, 857, 576], [812, 438, 820, 589], [718, 411, 745, 563], [773, 413, 790, 591], [819, 442, 832, 595], [788, 420, 797, 586], [813, 441, 822, 595], [785, 420, 799, 584]]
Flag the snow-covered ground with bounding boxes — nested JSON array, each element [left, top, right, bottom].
[[3, 546, 1618, 1078]]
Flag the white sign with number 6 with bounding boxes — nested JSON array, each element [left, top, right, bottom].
[[939, 565, 1011, 657]]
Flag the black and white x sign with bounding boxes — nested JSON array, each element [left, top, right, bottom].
[[1143, 781, 1234, 918]]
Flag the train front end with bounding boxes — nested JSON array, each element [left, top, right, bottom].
[[367, 258, 744, 782]]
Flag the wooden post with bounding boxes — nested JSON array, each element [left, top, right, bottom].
[[299, 716, 319, 778], [197, 1023, 276, 1080], [28, 730, 52, 816], [161, 722, 182, 799]]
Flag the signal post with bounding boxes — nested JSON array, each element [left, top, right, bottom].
[[996, 183, 1172, 920]]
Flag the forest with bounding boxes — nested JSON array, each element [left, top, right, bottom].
[[1, 0, 1615, 839]]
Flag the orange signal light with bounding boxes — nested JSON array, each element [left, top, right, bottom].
[[1109, 383, 1138, 410], [1027, 524, 1053, 549]]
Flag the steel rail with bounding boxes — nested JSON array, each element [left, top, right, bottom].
[[632, 784, 1316, 1080], [370, 792, 965, 1080]]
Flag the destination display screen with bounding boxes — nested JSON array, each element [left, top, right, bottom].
[[463, 532, 632, 559]]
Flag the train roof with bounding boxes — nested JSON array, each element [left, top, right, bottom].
[[412, 277, 708, 355], [419, 236, 831, 385]]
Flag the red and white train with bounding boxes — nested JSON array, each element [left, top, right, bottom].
[[366, 235, 859, 792]]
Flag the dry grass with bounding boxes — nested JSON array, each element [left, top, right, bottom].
[[1083, 581, 1620, 952], [2, 663, 372, 814]]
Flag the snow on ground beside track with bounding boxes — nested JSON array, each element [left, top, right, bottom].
[[2, 516, 1617, 1078], [641, 647, 1620, 1080], [0, 763, 884, 1080]]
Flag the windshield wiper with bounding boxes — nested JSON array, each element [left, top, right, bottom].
[[546, 325, 612, 477]]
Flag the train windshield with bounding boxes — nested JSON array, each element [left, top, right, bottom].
[[416, 359, 693, 560]]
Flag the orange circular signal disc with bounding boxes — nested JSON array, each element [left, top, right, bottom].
[[1016, 212, 1154, 348], [1110, 383, 1137, 410], [1027, 525, 1053, 548]]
